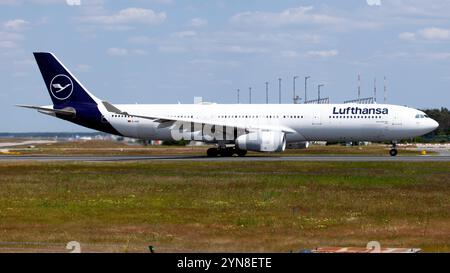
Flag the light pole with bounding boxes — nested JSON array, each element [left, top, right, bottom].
[[318, 84, 324, 101], [293, 76, 299, 104], [249, 87, 252, 104], [358, 74, 361, 100], [237, 88, 240, 104], [373, 78, 377, 103], [304, 76, 310, 103], [278, 78, 282, 104], [265, 82, 269, 104]]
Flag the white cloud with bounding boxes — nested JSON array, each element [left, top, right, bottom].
[[0, 31, 23, 49], [66, 0, 81, 6], [3, 19, 28, 31], [148, 0, 173, 4], [0, 0, 69, 5], [172, 30, 197, 38], [371, 51, 450, 62], [419, 52, 450, 60], [81, 7, 166, 25], [12, 58, 33, 74], [400, 27, 450, 42], [106, 47, 128, 56], [106, 47, 147, 56], [230, 6, 343, 28], [0, 19, 28, 51], [188, 18, 208, 28], [157, 45, 188, 53], [307, 50, 339, 58], [32, 0, 65, 4], [188, 59, 239, 67], [382, 0, 450, 18], [0, 0, 19, 5], [128, 35, 154, 44], [13, 58, 33, 67], [399, 32, 416, 41], [0, 40, 18, 48], [279, 49, 340, 59], [280, 50, 301, 58], [366, 0, 382, 6], [75, 64, 92, 72], [131, 49, 148, 56], [149, 30, 323, 58], [157, 42, 268, 55], [214, 45, 268, 54], [419, 27, 450, 40]]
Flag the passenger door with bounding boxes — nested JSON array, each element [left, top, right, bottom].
[[312, 111, 322, 126]]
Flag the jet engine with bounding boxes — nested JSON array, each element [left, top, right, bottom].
[[236, 131, 286, 152], [287, 141, 310, 149]]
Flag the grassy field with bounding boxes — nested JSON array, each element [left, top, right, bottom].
[[0, 160, 449, 253]]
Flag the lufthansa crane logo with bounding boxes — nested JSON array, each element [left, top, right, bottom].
[[50, 74, 73, 100]]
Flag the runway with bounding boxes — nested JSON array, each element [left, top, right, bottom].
[[1, 155, 450, 162]]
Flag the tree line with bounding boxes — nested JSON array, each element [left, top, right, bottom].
[[423, 107, 450, 142]]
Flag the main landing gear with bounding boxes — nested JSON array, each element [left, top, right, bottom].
[[206, 147, 247, 157], [389, 142, 398, 157]]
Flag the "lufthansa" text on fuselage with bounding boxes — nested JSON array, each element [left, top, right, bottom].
[[332, 107, 389, 115]]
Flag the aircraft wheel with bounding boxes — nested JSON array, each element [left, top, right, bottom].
[[236, 149, 247, 157], [207, 148, 219, 157], [389, 149, 398, 157], [219, 148, 235, 157]]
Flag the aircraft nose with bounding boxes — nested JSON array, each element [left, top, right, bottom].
[[431, 119, 439, 130]]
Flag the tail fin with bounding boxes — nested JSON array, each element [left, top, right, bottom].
[[33, 52, 99, 106]]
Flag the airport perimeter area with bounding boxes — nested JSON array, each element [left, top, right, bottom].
[[0, 140, 449, 253]]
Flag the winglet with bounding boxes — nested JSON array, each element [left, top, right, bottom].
[[102, 101, 129, 115]]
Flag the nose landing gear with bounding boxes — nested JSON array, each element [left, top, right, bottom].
[[206, 148, 219, 157], [389, 142, 398, 157]]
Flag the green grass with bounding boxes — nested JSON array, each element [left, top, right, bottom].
[[0, 161, 449, 252]]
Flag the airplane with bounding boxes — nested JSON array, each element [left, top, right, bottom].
[[17, 52, 439, 157]]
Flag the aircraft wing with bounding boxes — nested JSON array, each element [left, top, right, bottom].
[[102, 101, 296, 134]]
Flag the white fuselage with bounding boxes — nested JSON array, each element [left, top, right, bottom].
[[100, 103, 438, 143]]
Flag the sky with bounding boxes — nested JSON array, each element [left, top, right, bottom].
[[0, 0, 449, 132]]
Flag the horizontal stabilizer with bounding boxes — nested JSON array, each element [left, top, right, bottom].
[[15, 104, 76, 117]]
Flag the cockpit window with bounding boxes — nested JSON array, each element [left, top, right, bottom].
[[416, 114, 430, 119]]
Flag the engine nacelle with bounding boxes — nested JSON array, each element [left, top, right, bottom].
[[236, 131, 286, 152], [287, 141, 310, 149]]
